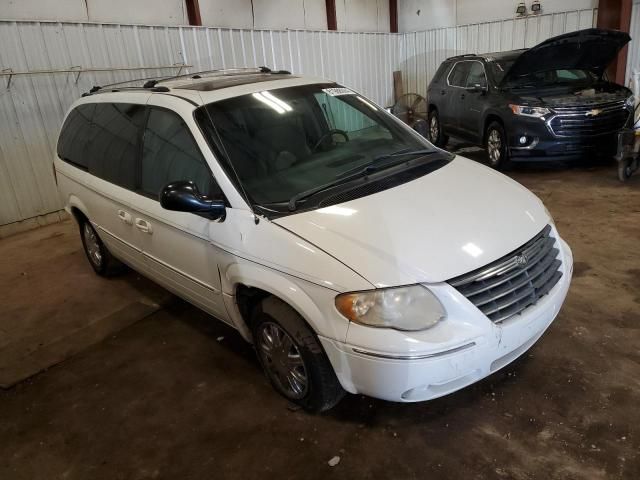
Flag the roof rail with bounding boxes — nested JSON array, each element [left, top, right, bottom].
[[83, 66, 290, 96]]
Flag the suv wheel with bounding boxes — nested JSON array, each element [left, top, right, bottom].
[[80, 220, 125, 276], [253, 296, 345, 412], [428, 109, 448, 147], [485, 122, 511, 170]]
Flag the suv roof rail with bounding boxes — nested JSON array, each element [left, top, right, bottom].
[[82, 66, 290, 97], [449, 53, 478, 60]]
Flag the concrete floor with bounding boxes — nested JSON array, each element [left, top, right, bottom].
[[1, 156, 639, 479]]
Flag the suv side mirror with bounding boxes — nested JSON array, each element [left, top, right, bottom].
[[159, 180, 226, 221]]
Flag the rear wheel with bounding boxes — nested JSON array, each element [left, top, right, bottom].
[[428, 109, 448, 148], [252, 296, 345, 412], [79, 219, 125, 276], [485, 121, 511, 170]]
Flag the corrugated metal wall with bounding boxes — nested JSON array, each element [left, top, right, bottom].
[[0, 9, 596, 227], [627, 0, 640, 88]]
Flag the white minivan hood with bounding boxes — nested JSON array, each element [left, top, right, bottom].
[[273, 157, 550, 287]]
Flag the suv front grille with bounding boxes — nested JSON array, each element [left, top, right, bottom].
[[549, 100, 629, 137], [448, 225, 562, 324]]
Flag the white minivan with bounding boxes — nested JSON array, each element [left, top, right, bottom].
[[54, 68, 573, 411]]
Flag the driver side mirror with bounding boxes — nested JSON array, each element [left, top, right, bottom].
[[159, 180, 226, 221]]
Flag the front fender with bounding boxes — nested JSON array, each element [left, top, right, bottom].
[[222, 259, 351, 343]]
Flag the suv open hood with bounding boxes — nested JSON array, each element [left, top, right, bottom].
[[501, 28, 631, 85], [273, 157, 550, 287]]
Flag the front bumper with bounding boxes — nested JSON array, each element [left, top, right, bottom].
[[506, 114, 629, 162], [320, 234, 573, 402]]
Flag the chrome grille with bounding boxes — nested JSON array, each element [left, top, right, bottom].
[[448, 225, 563, 323], [549, 100, 629, 137]]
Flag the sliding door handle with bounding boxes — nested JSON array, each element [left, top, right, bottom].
[[117, 209, 133, 225], [134, 218, 153, 234]]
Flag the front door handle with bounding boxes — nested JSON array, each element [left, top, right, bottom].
[[117, 209, 133, 225], [440, 89, 446, 95], [134, 218, 153, 234]]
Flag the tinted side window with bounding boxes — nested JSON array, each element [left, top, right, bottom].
[[57, 104, 95, 170], [88, 103, 146, 189], [448, 62, 472, 87], [466, 62, 487, 88], [141, 109, 213, 198], [431, 62, 451, 85]]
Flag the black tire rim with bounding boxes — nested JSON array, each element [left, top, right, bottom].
[[487, 129, 502, 166], [257, 321, 308, 400], [83, 223, 103, 268]]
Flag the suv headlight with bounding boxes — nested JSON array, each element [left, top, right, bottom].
[[335, 285, 445, 331], [509, 104, 550, 118], [625, 95, 636, 110]]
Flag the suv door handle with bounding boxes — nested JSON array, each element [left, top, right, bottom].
[[134, 218, 153, 234], [460, 93, 466, 100], [117, 209, 133, 225], [440, 89, 446, 95]]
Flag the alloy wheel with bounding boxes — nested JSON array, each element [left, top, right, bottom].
[[430, 116, 439, 142], [257, 321, 308, 399], [83, 223, 102, 268], [487, 129, 502, 165]]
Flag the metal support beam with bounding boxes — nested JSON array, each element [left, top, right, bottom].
[[185, 0, 202, 26], [597, 0, 633, 84], [326, 0, 337, 30], [389, 0, 398, 33]]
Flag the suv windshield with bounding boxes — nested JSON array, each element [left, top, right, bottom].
[[196, 83, 448, 211], [490, 60, 598, 88]]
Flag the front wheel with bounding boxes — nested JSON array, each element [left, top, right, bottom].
[[253, 296, 345, 412], [485, 122, 511, 170]]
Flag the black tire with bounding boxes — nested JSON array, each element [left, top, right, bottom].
[[428, 109, 448, 148], [485, 121, 511, 170], [252, 296, 345, 412], [79, 218, 126, 276], [618, 160, 633, 182]]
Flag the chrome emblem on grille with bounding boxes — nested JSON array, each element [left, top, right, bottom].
[[514, 254, 529, 267], [585, 109, 602, 117]]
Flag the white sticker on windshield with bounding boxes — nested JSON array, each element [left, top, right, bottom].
[[322, 87, 355, 96]]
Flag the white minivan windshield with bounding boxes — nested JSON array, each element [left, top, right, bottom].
[[196, 83, 449, 211]]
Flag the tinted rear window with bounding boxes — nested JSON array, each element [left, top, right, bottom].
[[431, 62, 451, 85], [88, 103, 146, 189], [57, 104, 95, 170]]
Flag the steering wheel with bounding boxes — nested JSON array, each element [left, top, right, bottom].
[[312, 129, 349, 152]]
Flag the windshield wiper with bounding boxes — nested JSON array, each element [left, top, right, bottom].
[[335, 149, 436, 180], [287, 149, 436, 211], [287, 169, 372, 211]]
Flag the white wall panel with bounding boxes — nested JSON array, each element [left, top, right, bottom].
[[627, 0, 640, 89], [0, 8, 597, 226]]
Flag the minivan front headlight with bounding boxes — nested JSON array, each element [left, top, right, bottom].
[[335, 285, 445, 331], [509, 104, 550, 118]]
